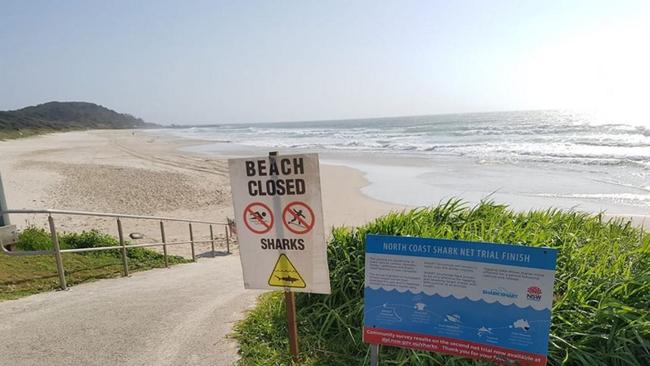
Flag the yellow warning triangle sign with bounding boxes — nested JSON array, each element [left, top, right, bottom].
[[268, 254, 306, 288]]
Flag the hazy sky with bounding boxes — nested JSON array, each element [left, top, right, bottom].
[[1, 0, 649, 124]]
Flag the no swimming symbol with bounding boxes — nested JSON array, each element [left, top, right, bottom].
[[243, 202, 274, 234], [282, 201, 315, 234]]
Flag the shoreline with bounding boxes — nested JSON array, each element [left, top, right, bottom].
[[174, 134, 650, 225], [0, 129, 647, 238]]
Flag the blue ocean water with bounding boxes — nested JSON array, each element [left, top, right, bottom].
[[157, 110, 650, 213]]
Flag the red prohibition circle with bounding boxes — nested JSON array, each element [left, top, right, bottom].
[[243, 202, 274, 234], [282, 201, 315, 234]]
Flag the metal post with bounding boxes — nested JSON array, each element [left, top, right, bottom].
[[370, 344, 379, 366], [209, 224, 215, 257], [160, 221, 169, 268], [117, 218, 129, 276], [0, 171, 9, 227], [189, 222, 196, 262], [285, 291, 299, 363], [48, 215, 67, 290], [225, 224, 230, 254]]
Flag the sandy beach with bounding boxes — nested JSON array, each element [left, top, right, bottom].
[[1, 129, 646, 258], [0, 130, 405, 257]]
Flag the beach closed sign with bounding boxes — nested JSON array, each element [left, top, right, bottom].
[[364, 235, 557, 366], [228, 153, 331, 294]]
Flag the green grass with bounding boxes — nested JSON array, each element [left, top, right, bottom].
[[0, 227, 190, 301], [0, 127, 70, 140], [233, 200, 650, 366]]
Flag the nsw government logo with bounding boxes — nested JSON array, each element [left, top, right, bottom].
[[482, 287, 518, 299], [526, 286, 543, 301]]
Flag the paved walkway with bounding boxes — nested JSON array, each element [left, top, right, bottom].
[[0, 255, 261, 366]]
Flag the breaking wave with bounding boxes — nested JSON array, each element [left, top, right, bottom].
[[167, 110, 650, 169]]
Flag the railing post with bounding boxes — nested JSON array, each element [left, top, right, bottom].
[[189, 222, 196, 262], [160, 221, 169, 268], [0, 171, 9, 227], [47, 215, 67, 291], [117, 218, 129, 276], [225, 224, 230, 254], [209, 224, 215, 258]]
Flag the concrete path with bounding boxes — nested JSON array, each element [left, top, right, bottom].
[[0, 255, 261, 366]]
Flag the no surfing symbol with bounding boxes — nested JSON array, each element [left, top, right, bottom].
[[283, 201, 315, 234], [244, 202, 274, 234]]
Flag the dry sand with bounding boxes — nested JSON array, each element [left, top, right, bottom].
[[0, 130, 405, 257]]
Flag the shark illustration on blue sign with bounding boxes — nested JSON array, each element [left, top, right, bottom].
[[363, 234, 557, 366]]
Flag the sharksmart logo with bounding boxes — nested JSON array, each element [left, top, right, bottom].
[[482, 287, 518, 299], [526, 286, 543, 302]]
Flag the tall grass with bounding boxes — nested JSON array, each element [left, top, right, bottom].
[[234, 200, 650, 365]]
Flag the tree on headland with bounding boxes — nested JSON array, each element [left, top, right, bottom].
[[0, 101, 158, 136]]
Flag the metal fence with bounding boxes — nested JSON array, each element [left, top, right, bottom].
[[0, 209, 233, 291]]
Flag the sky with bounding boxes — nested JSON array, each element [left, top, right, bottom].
[[1, 0, 649, 125]]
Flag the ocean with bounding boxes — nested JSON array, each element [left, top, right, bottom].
[[158, 110, 650, 215]]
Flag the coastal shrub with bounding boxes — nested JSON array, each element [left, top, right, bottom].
[[16, 226, 64, 251], [234, 200, 650, 366], [62, 230, 119, 249]]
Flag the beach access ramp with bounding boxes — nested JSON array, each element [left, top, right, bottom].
[[0, 208, 258, 365], [0, 255, 261, 365]]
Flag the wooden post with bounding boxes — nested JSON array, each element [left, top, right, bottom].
[[270, 152, 299, 362], [285, 291, 299, 363]]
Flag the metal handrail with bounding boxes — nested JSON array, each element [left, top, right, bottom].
[[1, 209, 226, 225], [1, 208, 235, 291]]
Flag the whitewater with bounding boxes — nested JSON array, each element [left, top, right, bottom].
[[158, 110, 650, 215]]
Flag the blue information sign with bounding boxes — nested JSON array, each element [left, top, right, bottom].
[[364, 235, 557, 366]]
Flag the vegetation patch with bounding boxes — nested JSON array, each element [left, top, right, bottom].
[[0, 227, 189, 301], [234, 200, 650, 366], [0, 101, 157, 140], [0, 127, 69, 140]]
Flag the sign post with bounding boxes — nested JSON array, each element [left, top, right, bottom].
[[0, 171, 9, 227], [363, 235, 557, 366], [370, 344, 379, 366], [229, 152, 331, 362], [285, 291, 299, 362]]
